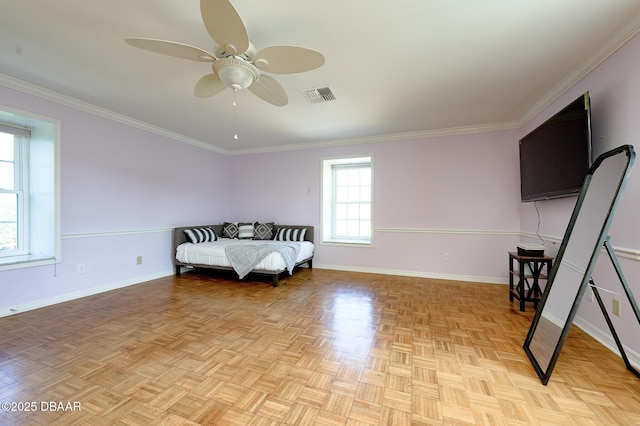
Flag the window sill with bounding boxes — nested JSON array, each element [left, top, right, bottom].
[[0, 254, 57, 271], [321, 239, 373, 247]]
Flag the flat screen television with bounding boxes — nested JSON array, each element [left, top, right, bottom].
[[519, 92, 593, 202]]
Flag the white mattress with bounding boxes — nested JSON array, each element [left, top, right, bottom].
[[176, 239, 314, 272]]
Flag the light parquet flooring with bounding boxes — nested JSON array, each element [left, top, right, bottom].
[[0, 268, 639, 425]]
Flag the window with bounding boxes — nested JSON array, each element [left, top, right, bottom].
[[0, 125, 29, 257], [322, 156, 372, 245], [0, 110, 60, 270]]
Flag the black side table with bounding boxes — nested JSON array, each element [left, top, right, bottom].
[[508, 252, 553, 312]]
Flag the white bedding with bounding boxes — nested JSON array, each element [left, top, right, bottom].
[[176, 239, 314, 272]]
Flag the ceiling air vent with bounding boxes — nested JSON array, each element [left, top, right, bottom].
[[301, 87, 336, 103]]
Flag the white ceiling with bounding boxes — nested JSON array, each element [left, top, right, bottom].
[[1, 1, 640, 154]]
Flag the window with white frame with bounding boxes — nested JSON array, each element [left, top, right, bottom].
[[322, 156, 372, 244], [0, 125, 29, 257], [0, 112, 60, 270]]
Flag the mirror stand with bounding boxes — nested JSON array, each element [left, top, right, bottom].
[[589, 237, 640, 379]]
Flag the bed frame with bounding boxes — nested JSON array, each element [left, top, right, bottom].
[[173, 224, 314, 287]]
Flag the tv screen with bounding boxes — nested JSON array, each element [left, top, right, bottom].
[[519, 92, 592, 202]]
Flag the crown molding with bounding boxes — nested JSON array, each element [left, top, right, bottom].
[[0, 73, 229, 155], [228, 120, 520, 155], [518, 8, 640, 127], [0, 73, 520, 156]]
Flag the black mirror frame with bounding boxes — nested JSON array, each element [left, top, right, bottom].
[[523, 144, 636, 385]]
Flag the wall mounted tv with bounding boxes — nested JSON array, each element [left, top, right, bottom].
[[519, 92, 593, 202]]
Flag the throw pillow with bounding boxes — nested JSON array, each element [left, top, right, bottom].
[[253, 222, 274, 240], [274, 227, 307, 242], [184, 227, 217, 244], [222, 222, 239, 239], [238, 222, 255, 239]]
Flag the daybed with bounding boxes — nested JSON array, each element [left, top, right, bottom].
[[173, 223, 314, 286]]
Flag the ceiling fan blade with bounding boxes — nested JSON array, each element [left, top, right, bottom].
[[200, 0, 249, 55], [125, 38, 215, 62], [195, 73, 227, 98], [253, 46, 325, 74], [248, 75, 288, 106]]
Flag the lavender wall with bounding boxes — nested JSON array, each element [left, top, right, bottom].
[[519, 33, 640, 358], [0, 84, 229, 316], [228, 130, 522, 282]]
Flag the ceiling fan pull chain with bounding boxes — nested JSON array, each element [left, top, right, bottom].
[[233, 88, 239, 140]]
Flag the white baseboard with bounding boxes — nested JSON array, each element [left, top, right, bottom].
[[574, 315, 640, 371], [0, 270, 174, 318], [314, 263, 508, 285]]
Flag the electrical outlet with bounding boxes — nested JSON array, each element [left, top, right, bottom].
[[77, 263, 85, 274], [136, 256, 143, 265], [443, 253, 450, 262], [612, 299, 621, 317]]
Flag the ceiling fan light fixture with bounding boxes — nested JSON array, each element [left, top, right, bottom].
[[127, 1, 321, 106], [213, 57, 258, 90]]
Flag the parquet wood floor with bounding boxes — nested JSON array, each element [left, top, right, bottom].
[[0, 269, 639, 425]]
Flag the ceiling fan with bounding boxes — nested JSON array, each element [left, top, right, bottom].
[[125, 0, 324, 107]]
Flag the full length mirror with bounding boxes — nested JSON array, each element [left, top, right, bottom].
[[523, 144, 635, 385]]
